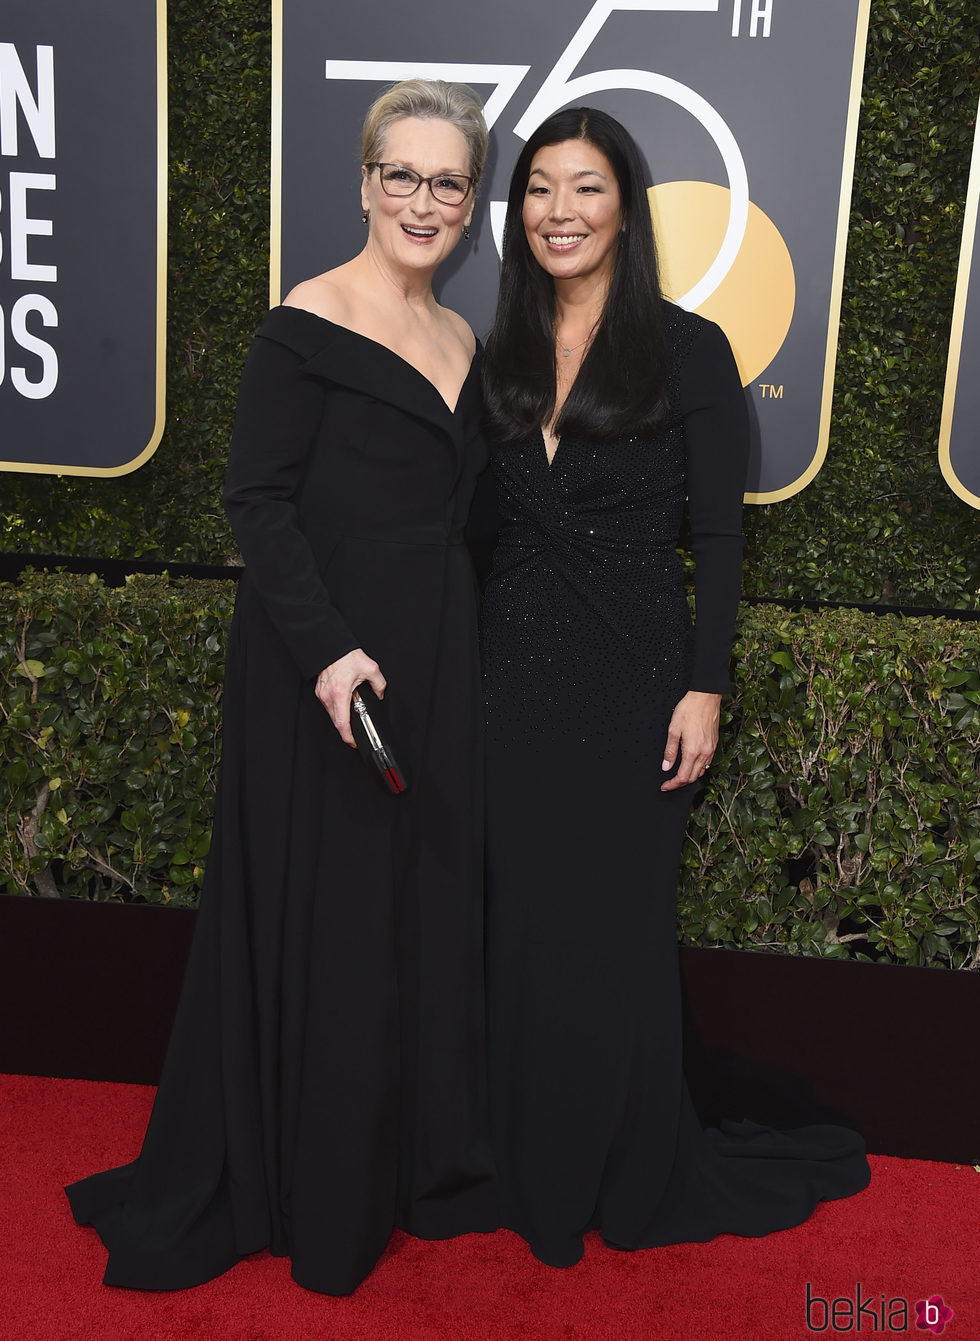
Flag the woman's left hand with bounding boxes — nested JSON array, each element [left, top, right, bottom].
[[660, 691, 722, 791]]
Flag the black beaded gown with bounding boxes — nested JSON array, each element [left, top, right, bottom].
[[66, 307, 497, 1294], [481, 304, 870, 1269]]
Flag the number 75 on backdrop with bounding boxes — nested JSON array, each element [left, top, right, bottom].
[[272, 0, 870, 502]]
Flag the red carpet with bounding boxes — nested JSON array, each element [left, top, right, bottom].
[[2, 1074, 977, 1340]]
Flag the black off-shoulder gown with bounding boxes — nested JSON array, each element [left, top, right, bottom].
[[481, 305, 870, 1269], [66, 307, 497, 1294]]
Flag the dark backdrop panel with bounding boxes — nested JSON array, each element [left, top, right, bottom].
[[0, 2, 164, 475], [276, 0, 869, 499], [940, 104, 980, 509]]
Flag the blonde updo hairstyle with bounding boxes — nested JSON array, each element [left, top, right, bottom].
[[361, 79, 488, 186]]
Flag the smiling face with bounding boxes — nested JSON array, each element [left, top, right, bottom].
[[521, 139, 623, 291], [361, 116, 474, 275]]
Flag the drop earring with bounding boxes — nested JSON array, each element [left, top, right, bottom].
[[462, 223, 471, 241], [362, 209, 370, 225]]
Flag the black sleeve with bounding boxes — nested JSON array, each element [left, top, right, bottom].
[[222, 332, 359, 679], [464, 460, 502, 593], [678, 320, 749, 694]]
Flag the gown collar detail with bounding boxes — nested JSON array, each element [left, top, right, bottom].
[[257, 305, 480, 439]]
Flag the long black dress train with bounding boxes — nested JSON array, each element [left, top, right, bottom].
[[481, 304, 870, 1269], [66, 306, 497, 1294]]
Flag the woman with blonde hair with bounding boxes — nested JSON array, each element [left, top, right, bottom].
[[67, 79, 497, 1296]]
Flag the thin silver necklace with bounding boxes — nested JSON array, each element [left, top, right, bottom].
[[556, 319, 599, 358]]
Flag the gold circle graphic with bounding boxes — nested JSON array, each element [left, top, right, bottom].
[[648, 181, 795, 386]]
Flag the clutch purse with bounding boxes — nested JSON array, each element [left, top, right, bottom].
[[350, 686, 409, 795]]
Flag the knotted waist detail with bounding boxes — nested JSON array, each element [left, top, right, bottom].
[[495, 519, 681, 594]]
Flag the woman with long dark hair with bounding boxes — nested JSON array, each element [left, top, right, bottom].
[[481, 107, 869, 1268]]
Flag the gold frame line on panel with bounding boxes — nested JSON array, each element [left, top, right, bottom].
[[938, 94, 980, 510], [0, 0, 168, 478], [745, 0, 872, 505], [269, 0, 284, 310]]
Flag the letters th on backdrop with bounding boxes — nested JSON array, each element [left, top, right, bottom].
[[939, 97, 980, 511], [0, 2, 165, 477], [273, 0, 870, 501]]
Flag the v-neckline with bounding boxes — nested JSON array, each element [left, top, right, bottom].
[[540, 425, 562, 469], [276, 305, 478, 416]]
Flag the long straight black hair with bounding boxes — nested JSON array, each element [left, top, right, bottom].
[[483, 107, 669, 443]]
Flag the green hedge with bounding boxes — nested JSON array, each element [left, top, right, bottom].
[[1, 0, 979, 606], [3, 573, 978, 968], [680, 604, 980, 968], [1, 574, 233, 905]]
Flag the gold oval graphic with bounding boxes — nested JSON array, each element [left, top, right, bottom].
[[648, 181, 795, 387]]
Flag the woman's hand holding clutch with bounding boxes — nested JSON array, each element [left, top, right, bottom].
[[660, 690, 721, 791], [315, 649, 386, 747]]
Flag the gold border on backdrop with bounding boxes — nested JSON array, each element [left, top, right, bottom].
[[270, 0, 284, 310], [938, 94, 980, 510], [745, 0, 872, 504], [0, 0, 168, 478]]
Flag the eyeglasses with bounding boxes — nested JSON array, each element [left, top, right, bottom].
[[368, 162, 474, 206]]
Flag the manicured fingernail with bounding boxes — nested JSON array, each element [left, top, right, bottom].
[[662, 760, 671, 770]]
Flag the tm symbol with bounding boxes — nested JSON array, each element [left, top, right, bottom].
[[759, 383, 784, 399]]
